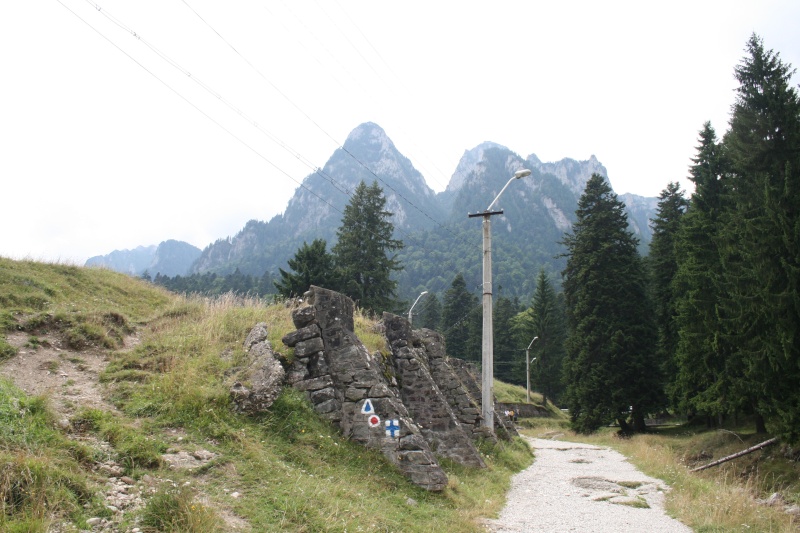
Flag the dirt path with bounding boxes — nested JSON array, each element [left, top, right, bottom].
[[1, 328, 246, 532], [484, 437, 691, 533], [0, 330, 132, 422]]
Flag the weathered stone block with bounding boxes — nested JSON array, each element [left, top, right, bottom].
[[292, 306, 316, 329], [294, 337, 324, 358], [294, 376, 333, 392], [401, 451, 434, 465], [307, 353, 329, 376], [282, 324, 322, 348], [310, 387, 336, 404], [344, 386, 367, 401], [315, 398, 340, 414], [244, 322, 269, 351], [368, 383, 392, 398]]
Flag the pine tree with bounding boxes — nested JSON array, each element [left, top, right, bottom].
[[648, 182, 688, 404], [417, 292, 442, 330], [494, 295, 522, 384], [517, 269, 567, 406], [274, 239, 337, 298], [672, 123, 733, 423], [722, 34, 800, 440], [332, 181, 403, 314], [441, 273, 479, 360], [562, 174, 661, 433]]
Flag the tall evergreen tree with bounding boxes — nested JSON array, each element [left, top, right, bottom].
[[517, 269, 567, 406], [722, 34, 800, 440], [562, 174, 661, 433], [441, 273, 479, 360], [528, 269, 566, 405], [672, 123, 734, 422], [274, 239, 337, 298], [332, 181, 403, 314], [417, 292, 442, 330], [648, 182, 688, 404], [494, 296, 522, 384]]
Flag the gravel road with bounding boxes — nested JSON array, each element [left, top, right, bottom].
[[484, 437, 692, 533]]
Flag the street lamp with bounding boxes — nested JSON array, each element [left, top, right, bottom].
[[469, 168, 532, 432], [526, 336, 538, 403], [407, 291, 428, 325]]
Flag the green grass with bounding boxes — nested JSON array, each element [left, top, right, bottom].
[[0, 378, 103, 531], [0, 259, 534, 531]]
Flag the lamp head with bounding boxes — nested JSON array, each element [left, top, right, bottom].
[[514, 169, 532, 179]]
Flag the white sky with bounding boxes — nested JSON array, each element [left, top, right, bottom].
[[2, 1, 799, 264]]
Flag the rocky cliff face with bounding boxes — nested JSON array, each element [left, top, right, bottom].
[[191, 122, 441, 276], [277, 287, 518, 490], [93, 122, 659, 302], [526, 153, 609, 197]]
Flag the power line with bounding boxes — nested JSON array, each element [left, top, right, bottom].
[[178, 0, 473, 246], [62, 0, 494, 327]]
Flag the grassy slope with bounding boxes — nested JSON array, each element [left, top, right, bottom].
[[0, 258, 532, 532]]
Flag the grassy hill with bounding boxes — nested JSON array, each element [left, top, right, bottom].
[[0, 258, 532, 532]]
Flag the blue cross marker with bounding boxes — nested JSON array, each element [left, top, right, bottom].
[[385, 419, 401, 438]]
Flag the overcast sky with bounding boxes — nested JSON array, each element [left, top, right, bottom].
[[2, 1, 799, 264]]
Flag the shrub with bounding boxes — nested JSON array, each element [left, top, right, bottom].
[[140, 484, 223, 533]]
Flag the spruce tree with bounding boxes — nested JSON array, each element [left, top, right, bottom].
[[511, 269, 567, 405], [274, 239, 337, 298], [672, 123, 734, 423], [441, 273, 479, 360], [528, 269, 567, 406], [562, 174, 661, 433], [648, 182, 688, 405], [332, 181, 403, 314], [494, 295, 522, 384], [417, 292, 442, 330], [722, 34, 800, 439]]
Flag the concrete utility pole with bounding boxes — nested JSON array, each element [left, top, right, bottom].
[[407, 290, 428, 325], [469, 168, 531, 432], [526, 336, 538, 403]]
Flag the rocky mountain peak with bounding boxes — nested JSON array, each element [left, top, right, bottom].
[[446, 142, 508, 193], [525, 154, 608, 197], [343, 122, 393, 152]]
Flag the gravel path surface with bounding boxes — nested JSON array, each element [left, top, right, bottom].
[[485, 437, 692, 533]]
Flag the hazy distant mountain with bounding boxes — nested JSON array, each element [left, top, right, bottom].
[[190, 122, 442, 276], [85, 240, 200, 277], [91, 122, 659, 301], [148, 240, 203, 277], [86, 245, 156, 275]]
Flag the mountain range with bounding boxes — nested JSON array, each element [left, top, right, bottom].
[[86, 122, 659, 302]]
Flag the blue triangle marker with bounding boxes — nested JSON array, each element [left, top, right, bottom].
[[361, 399, 374, 414]]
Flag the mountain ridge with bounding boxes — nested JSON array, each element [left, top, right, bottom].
[[87, 122, 658, 300]]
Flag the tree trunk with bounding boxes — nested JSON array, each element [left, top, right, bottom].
[[631, 409, 647, 433], [690, 437, 779, 472], [755, 412, 767, 434], [616, 417, 633, 436]]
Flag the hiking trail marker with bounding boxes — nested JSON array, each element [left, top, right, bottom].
[[361, 399, 375, 414], [367, 414, 381, 428], [385, 419, 401, 438]]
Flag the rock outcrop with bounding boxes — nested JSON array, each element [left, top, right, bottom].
[[229, 322, 285, 413], [282, 287, 448, 491], [382, 313, 485, 468], [270, 286, 518, 491]]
